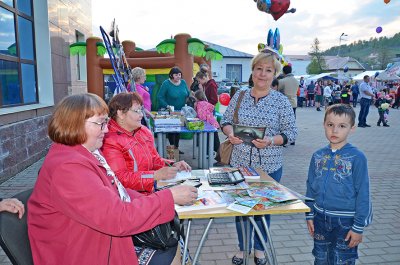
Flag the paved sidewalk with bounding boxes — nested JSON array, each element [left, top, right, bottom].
[[1, 106, 399, 264]]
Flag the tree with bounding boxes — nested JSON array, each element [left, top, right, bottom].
[[376, 45, 391, 69], [306, 38, 327, 74]]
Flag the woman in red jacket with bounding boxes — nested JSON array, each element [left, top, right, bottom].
[[101, 92, 192, 195], [28, 93, 197, 265]]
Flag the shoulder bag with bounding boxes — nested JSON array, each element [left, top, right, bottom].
[[132, 211, 181, 250], [218, 90, 246, 165]]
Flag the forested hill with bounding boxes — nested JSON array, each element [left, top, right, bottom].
[[322, 32, 400, 69]]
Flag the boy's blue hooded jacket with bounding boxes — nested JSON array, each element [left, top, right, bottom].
[[306, 143, 373, 234]]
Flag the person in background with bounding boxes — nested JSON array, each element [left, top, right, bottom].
[[306, 104, 372, 265], [157, 67, 190, 154], [278, 65, 299, 145], [271, 78, 279, 90], [341, 82, 351, 105], [102, 92, 192, 195], [248, 74, 254, 88], [314, 80, 323, 111], [323, 81, 333, 109], [195, 71, 218, 106], [222, 51, 297, 265], [28, 93, 197, 265], [131, 67, 153, 125], [194, 90, 221, 154], [375, 92, 390, 127], [307, 81, 315, 107], [351, 81, 360, 107], [0, 197, 25, 219], [358, 75, 375, 128]]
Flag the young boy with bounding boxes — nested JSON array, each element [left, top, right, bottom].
[[375, 92, 390, 127], [305, 104, 372, 265]]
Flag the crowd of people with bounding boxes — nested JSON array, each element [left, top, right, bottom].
[[4, 52, 394, 265]]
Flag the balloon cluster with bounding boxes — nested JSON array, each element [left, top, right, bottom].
[[257, 28, 289, 66], [253, 0, 296, 21]]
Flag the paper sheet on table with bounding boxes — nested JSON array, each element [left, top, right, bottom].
[[159, 171, 192, 183]]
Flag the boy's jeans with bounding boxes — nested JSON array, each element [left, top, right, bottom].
[[235, 167, 282, 251], [313, 212, 358, 265]]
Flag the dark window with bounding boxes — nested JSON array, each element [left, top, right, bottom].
[[226, 64, 242, 82], [0, 1, 37, 107]]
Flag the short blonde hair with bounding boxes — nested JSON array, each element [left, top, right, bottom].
[[131, 67, 146, 82], [251, 52, 281, 77], [48, 93, 108, 145]]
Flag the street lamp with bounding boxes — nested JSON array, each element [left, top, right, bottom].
[[337, 33, 348, 57]]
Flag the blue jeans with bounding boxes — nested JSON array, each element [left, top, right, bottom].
[[352, 94, 358, 107], [358, 98, 371, 126], [235, 167, 282, 251], [312, 212, 358, 265]]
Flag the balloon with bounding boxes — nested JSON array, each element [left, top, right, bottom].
[[376, 26, 383, 33], [273, 28, 280, 50], [267, 29, 274, 47], [374, 71, 380, 78], [278, 44, 283, 54], [219, 93, 231, 106], [386, 63, 393, 69], [384, 0, 390, 4], [343, 66, 349, 73]]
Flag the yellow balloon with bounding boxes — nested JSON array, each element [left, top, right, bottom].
[[278, 44, 283, 54], [258, 43, 265, 52]]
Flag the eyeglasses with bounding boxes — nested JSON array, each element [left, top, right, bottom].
[[86, 117, 110, 130], [129, 107, 144, 115]]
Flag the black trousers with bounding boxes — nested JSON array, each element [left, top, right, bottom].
[[167, 133, 180, 148]]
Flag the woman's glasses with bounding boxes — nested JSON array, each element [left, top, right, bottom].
[[129, 107, 144, 115], [86, 117, 110, 130]]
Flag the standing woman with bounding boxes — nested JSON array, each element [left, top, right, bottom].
[[157, 67, 190, 154], [221, 51, 297, 265], [131, 67, 153, 119], [314, 80, 323, 111], [28, 93, 197, 265]]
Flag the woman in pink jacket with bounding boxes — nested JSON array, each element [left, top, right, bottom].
[[28, 93, 197, 265]]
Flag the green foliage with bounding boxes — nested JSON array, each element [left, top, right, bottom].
[[323, 32, 400, 69], [156, 39, 176, 54], [307, 38, 327, 74]]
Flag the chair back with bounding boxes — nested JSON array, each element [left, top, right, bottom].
[[0, 189, 33, 265]]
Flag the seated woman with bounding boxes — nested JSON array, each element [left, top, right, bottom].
[[102, 92, 191, 195], [28, 93, 197, 265]]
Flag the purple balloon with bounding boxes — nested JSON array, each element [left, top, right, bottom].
[[376, 26, 383, 33]]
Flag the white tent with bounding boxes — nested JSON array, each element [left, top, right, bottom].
[[376, 71, 400, 81], [307, 72, 336, 81], [352, 70, 384, 81]]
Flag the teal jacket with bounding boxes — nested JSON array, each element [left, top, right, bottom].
[[157, 79, 189, 110]]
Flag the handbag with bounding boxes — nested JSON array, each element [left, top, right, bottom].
[[132, 211, 181, 250], [217, 90, 246, 165]]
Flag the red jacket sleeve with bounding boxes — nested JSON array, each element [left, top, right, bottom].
[[206, 79, 218, 105], [51, 161, 175, 236], [102, 139, 155, 193]]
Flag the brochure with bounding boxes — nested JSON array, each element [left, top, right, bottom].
[[239, 167, 260, 179], [233, 124, 266, 144], [247, 182, 299, 203], [175, 190, 227, 213]]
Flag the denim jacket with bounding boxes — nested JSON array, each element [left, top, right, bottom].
[[305, 143, 373, 234]]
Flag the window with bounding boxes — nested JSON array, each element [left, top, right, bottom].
[[0, 1, 37, 107], [226, 64, 242, 82], [75, 30, 87, 81]]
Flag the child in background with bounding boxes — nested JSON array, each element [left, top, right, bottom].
[[194, 91, 221, 153], [271, 79, 279, 90], [375, 92, 391, 127], [305, 104, 372, 265]]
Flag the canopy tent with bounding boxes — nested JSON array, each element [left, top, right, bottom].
[[382, 62, 400, 78], [352, 70, 384, 81], [307, 72, 338, 82], [376, 71, 400, 81]]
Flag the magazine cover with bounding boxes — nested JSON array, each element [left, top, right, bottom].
[[233, 124, 266, 144], [247, 181, 299, 202]]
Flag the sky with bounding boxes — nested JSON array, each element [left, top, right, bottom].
[[92, 0, 400, 56]]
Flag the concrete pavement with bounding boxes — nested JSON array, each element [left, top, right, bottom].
[[1, 106, 399, 264]]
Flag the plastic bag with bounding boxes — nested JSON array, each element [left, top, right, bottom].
[[181, 105, 197, 118]]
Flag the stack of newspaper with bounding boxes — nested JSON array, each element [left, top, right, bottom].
[[153, 114, 182, 132]]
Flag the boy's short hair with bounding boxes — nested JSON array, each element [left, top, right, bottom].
[[324, 104, 356, 126]]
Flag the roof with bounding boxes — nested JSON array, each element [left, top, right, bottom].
[[352, 70, 384, 81], [203, 41, 254, 58], [285, 55, 365, 71]]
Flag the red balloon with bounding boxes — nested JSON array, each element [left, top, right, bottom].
[[219, 93, 231, 106]]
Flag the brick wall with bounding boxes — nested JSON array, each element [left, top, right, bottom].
[[0, 115, 52, 182]]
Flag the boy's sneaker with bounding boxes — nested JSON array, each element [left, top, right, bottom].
[[383, 124, 390, 127]]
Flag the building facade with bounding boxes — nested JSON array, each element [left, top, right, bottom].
[[0, 0, 91, 181]]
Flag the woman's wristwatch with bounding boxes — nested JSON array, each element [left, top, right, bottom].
[[269, 136, 274, 146]]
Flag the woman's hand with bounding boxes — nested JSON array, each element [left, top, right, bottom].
[[154, 167, 178, 181], [169, 185, 198, 205], [0, 198, 25, 219], [228, 134, 243, 145], [252, 138, 270, 149], [173, 161, 192, 171]]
